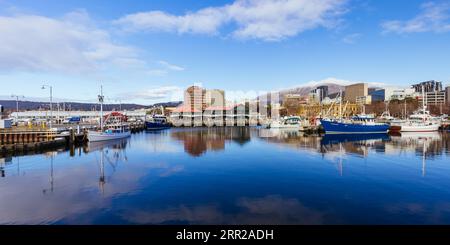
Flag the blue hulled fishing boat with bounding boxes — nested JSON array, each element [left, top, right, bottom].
[[321, 114, 390, 134]]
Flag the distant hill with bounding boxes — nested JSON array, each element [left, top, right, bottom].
[[258, 78, 385, 103], [0, 100, 182, 113], [258, 82, 345, 103]]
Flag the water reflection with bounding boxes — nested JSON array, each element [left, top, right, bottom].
[[171, 127, 251, 156], [1, 128, 450, 224], [87, 139, 128, 194]]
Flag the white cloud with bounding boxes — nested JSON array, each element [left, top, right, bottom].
[[147, 69, 168, 77], [158, 60, 185, 71], [115, 0, 348, 41], [114, 8, 226, 35], [116, 86, 183, 101], [0, 10, 140, 73], [342, 33, 361, 44], [382, 2, 450, 34]]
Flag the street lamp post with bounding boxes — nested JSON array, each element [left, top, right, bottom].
[[11, 94, 24, 122], [41, 84, 53, 129]]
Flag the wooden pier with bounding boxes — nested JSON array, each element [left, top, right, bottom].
[[0, 122, 145, 156]]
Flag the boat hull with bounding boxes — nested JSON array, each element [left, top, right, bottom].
[[269, 124, 301, 129], [88, 131, 131, 142], [399, 124, 440, 132], [320, 120, 389, 134], [145, 122, 171, 130]]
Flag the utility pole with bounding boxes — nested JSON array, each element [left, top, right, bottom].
[[41, 84, 53, 129], [11, 94, 24, 122]]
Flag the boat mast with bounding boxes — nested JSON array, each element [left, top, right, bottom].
[[99, 85, 104, 131], [421, 85, 426, 122], [339, 89, 342, 120], [422, 85, 426, 112], [404, 99, 407, 119]]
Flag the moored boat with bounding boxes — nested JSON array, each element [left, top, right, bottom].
[[145, 115, 171, 130], [268, 116, 305, 129], [88, 129, 131, 142], [390, 87, 440, 132], [88, 86, 131, 142], [321, 115, 390, 134]]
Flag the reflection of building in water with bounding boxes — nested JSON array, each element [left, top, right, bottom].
[[171, 128, 251, 157], [0, 156, 12, 177], [260, 129, 450, 160]]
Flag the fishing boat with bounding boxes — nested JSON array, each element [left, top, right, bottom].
[[391, 109, 440, 132], [88, 86, 131, 142], [145, 115, 171, 130], [268, 116, 304, 129], [320, 90, 389, 134], [390, 87, 440, 132], [321, 115, 390, 134]]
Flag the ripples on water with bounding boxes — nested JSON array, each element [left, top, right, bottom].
[[1, 127, 450, 224]]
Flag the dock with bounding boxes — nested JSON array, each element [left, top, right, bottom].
[[0, 122, 146, 155]]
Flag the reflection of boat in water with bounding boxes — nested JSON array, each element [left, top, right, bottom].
[[92, 139, 128, 194], [390, 131, 441, 176], [258, 128, 304, 138], [87, 138, 128, 152], [391, 131, 441, 140], [321, 133, 390, 145]]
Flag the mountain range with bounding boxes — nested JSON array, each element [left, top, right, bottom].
[[0, 100, 182, 112], [260, 78, 387, 102]]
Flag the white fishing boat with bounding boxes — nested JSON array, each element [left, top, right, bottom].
[[268, 116, 304, 129], [88, 124, 131, 142], [88, 86, 131, 142], [390, 86, 440, 132]]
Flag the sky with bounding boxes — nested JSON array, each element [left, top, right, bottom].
[[0, 0, 450, 105]]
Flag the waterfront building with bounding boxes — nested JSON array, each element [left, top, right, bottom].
[[184, 86, 207, 112], [317, 85, 329, 101], [310, 86, 328, 103], [356, 95, 372, 105], [184, 86, 226, 112], [446, 86, 450, 105], [369, 89, 385, 102], [308, 91, 320, 104], [412, 80, 443, 93], [282, 94, 308, 116], [284, 94, 307, 105], [297, 103, 360, 118], [344, 83, 368, 103], [419, 91, 446, 106], [369, 87, 398, 102], [205, 89, 226, 108], [390, 88, 416, 100]]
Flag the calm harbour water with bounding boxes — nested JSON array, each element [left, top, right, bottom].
[[1, 127, 450, 225]]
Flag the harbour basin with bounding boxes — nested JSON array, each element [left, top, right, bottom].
[[1, 127, 450, 224]]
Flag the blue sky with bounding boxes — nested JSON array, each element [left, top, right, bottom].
[[0, 0, 450, 105]]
